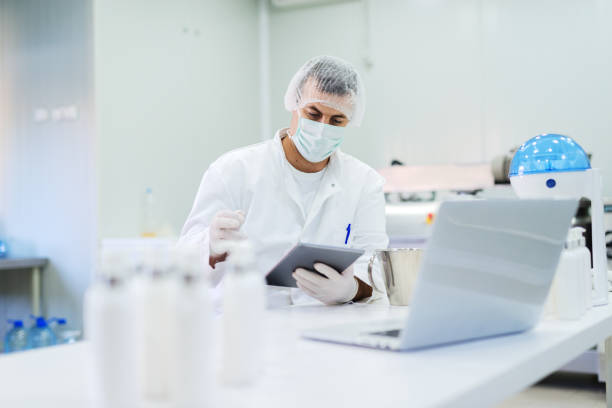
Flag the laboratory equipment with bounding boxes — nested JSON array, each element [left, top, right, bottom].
[[509, 133, 608, 306], [367, 248, 423, 306], [303, 199, 577, 351], [380, 163, 495, 248], [84, 249, 138, 408], [4, 320, 28, 353], [491, 147, 518, 184], [171, 246, 214, 407], [385, 201, 439, 248], [26, 316, 56, 349], [222, 241, 265, 385]]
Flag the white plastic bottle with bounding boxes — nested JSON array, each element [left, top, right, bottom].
[[84, 250, 138, 408], [133, 249, 176, 402], [171, 246, 214, 407], [576, 228, 593, 311], [222, 241, 266, 385], [556, 230, 586, 320]]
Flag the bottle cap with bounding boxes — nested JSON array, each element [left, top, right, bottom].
[[170, 245, 203, 284], [97, 248, 134, 285], [30, 316, 48, 328], [227, 240, 255, 269], [565, 228, 580, 249], [8, 319, 23, 328]]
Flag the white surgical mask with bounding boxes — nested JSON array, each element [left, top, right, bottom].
[[291, 117, 346, 163]]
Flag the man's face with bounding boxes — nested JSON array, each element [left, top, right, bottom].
[[299, 102, 348, 127], [297, 77, 351, 127]]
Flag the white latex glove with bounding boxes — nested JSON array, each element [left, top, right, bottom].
[[209, 210, 246, 257], [293, 263, 358, 305]]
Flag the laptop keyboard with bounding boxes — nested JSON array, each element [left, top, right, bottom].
[[369, 329, 402, 338]]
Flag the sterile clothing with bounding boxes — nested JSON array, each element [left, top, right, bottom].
[[178, 128, 389, 305], [286, 163, 326, 215]]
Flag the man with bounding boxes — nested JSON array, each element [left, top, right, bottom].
[[179, 56, 388, 305]]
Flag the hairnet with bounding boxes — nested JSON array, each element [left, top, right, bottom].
[[284, 56, 365, 127]]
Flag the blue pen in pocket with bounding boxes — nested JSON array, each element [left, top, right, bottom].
[[345, 224, 351, 245]]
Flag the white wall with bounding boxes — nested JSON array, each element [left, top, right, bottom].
[[480, 0, 612, 189], [94, 0, 262, 238], [0, 0, 96, 329], [269, 0, 612, 195], [269, 0, 484, 169]]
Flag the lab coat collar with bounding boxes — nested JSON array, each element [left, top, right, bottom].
[[273, 129, 343, 227]]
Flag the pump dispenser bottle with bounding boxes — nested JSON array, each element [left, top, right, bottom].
[[84, 250, 138, 408], [576, 227, 593, 311], [222, 241, 266, 385], [556, 228, 587, 320], [171, 246, 214, 406]]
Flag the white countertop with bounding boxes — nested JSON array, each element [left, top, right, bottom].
[[2, 303, 612, 408]]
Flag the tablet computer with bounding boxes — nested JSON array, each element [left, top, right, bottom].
[[266, 243, 365, 288]]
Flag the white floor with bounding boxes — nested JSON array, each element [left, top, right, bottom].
[[499, 372, 606, 408]]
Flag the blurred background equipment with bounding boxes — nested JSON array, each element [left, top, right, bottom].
[[509, 134, 608, 307], [380, 162, 495, 248], [491, 147, 518, 184]]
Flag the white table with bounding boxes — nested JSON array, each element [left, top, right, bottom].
[[2, 303, 612, 407]]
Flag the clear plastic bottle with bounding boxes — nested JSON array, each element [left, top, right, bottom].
[[51, 318, 81, 344], [27, 316, 57, 349], [222, 240, 266, 385], [4, 320, 28, 353], [141, 187, 157, 238]]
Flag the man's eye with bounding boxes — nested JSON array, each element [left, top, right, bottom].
[[331, 118, 344, 125], [307, 111, 321, 119]]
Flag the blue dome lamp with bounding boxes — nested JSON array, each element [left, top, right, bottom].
[[509, 133, 608, 306]]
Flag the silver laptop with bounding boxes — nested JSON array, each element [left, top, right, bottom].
[[303, 199, 578, 351]]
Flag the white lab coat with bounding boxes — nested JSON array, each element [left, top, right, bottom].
[[178, 129, 389, 306]]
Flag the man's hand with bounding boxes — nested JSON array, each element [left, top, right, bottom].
[[293, 263, 358, 305], [209, 210, 246, 267]]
